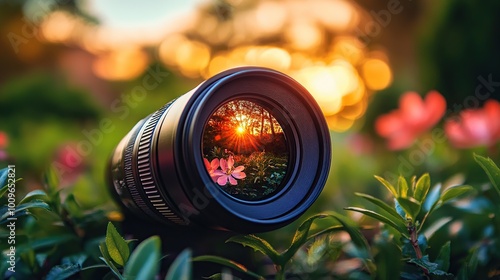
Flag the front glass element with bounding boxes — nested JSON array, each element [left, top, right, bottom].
[[202, 100, 289, 201]]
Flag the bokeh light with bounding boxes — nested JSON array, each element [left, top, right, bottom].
[[36, 0, 394, 131]]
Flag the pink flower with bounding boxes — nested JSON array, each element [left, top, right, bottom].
[[204, 158, 221, 182], [445, 100, 500, 148], [54, 143, 86, 187], [375, 90, 446, 150], [214, 156, 246, 186], [0, 132, 8, 161], [0, 131, 8, 149]]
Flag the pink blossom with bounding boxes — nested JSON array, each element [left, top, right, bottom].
[[214, 156, 246, 186], [0, 132, 8, 161], [54, 143, 86, 187], [445, 100, 500, 148], [204, 158, 221, 182], [0, 132, 8, 149], [375, 90, 446, 150]]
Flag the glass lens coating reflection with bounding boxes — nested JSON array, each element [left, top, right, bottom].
[[202, 100, 289, 201]]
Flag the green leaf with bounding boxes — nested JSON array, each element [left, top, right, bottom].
[[409, 255, 453, 277], [227, 234, 281, 264], [398, 176, 409, 198], [474, 154, 500, 199], [124, 236, 161, 280], [306, 236, 328, 266], [345, 207, 409, 238], [0, 168, 7, 188], [99, 243, 125, 280], [374, 175, 397, 197], [414, 173, 431, 203], [440, 185, 475, 204], [0, 184, 8, 198], [64, 194, 83, 218], [192, 255, 263, 279], [282, 214, 327, 263], [306, 225, 344, 242], [44, 166, 60, 195], [374, 238, 401, 280], [354, 192, 407, 227], [327, 212, 370, 259], [105, 222, 130, 267], [458, 247, 481, 279], [18, 189, 48, 204], [16, 234, 76, 254], [0, 168, 8, 197], [165, 249, 191, 280], [435, 241, 451, 272], [396, 197, 421, 220], [46, 263, 81, 280], [0, 200, 51, 223], [465, 247, 479, 279], [423, 183, 441, 212], [205, 273, 223, 280]]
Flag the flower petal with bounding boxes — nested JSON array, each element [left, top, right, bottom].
[[233, 165, 245, 172], [424, 90, 446, 126], [461, 111, 491, 145], [400, 92, 426, 125], [210, 173, 221, 182], [227, 156, 234, 169], [375, 112, 404, 137], [203, 158, 211, 170], [228, 176, 237, 185], [232, 171, 246, 179], [213, 170, 225, 176], [219, 158, 227, 172], [484, 100, 500, 140], [445, 118, 473, 148], [211, 158, 220, 170], [217, 175, 228, 186]]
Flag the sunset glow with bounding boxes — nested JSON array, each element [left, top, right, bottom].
[[236, 126, 245, 135]]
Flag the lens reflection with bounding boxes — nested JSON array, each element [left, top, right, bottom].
[[202, 100, 288, 201]]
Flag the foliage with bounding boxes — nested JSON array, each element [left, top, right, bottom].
[[1, 154, 500, 279], [205, 147, 287, 200]]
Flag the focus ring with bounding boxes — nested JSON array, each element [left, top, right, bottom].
[[134, 100, 187, 225], [122, 120, 160, 220]]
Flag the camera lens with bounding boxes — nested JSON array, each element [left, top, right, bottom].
[[109, 67, 331, 232]]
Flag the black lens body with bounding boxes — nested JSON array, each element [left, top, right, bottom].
[[109, 67, 331, 233]]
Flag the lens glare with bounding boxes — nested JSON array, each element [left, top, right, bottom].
[[202, 100, 289, 201]]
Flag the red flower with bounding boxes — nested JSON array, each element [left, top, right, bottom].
[[0, 132, 8, 161], [53, 143, 86, 187], [445, 100, 500, 148], [375, 91, 446, 150], [0, 132, 8, 148]]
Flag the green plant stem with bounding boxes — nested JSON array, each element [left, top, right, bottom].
[[408, 224, 430, 277], [275, 265, 285, 280], [409, 226, 422, 259]]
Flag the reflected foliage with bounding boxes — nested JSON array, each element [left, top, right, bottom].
[[203, 100, 288, 200]]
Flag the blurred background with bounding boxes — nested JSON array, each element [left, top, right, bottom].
[[0, 0, 499, 233]]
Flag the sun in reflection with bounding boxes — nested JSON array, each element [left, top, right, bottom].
[[236, 126, 246, 135], [204, 100, 284, 155]]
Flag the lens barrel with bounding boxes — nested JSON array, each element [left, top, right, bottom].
[[109, 67, 331, 232]]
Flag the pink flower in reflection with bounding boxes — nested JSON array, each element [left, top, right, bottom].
[[204, 158, 221, 182], [214, 156, 246, 186], [375, 90, 446, 150], [445, 100, 500, 148]]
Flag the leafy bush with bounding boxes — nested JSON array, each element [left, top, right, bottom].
[[1, 154, 499, 279]]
